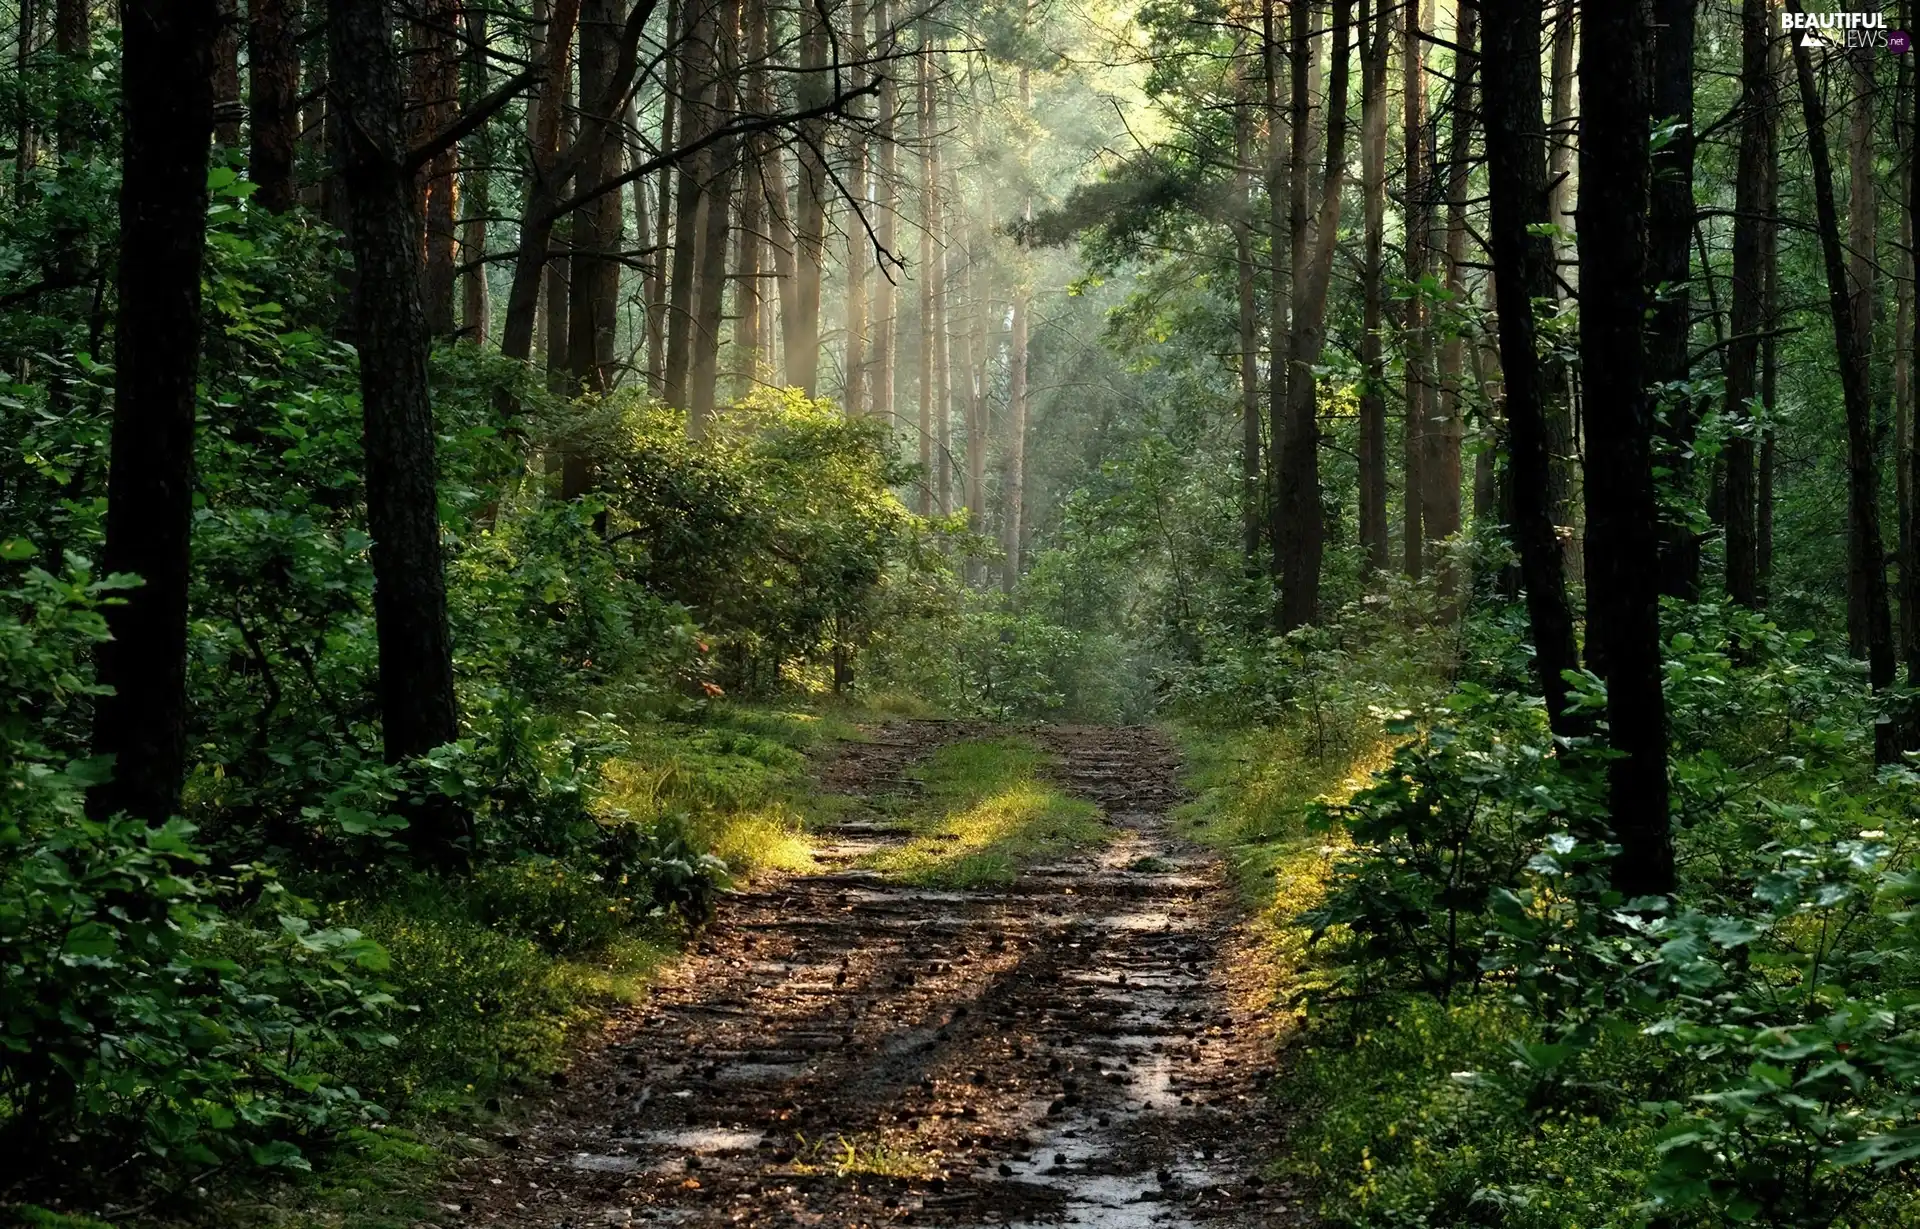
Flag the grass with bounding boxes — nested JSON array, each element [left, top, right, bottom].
[[861, 736, 1107, 887], [792, 1131, 946, 1180]]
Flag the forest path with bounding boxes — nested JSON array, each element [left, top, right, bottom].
[[448, 721, 1306, 1227]]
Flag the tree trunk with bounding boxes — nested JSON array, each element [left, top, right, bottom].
[[497, 0, 580, 366], [1581, 0, 1672, 897], [212, 0, 241, 147], [1235, 70, 1263, 572], [1003, 54, 1032, 591], [1546, 0, 1579, 577], [1275, 0, 1354, 631], [1263, 0, 1291, 585], [872, 0, 898, 428], [732, 0, 769, 397], [1482, 0, 1585, 739], [1401, 0, 1430, 579], [934, 159, 953, 516], [1648, 0, 1697, 598], [1357, 0, 1390, 575], [1425, 0, 1475, 601], [461, 3, 493, 342], [330, 0, 467, 863], [247, 0, 299, 212], [843, 0, 871, 415], [1785, 10, 1894, 761], [790, 0, 831, 395], [89, 0, 220, 824], [414, 0, 461, 337], [664, 0, 713, 408], [567, 0, 627, 397], [646, 0, 681, 394], [1723, 0, 1774, 607], [688, 0, 741, 429], [916, 45, 936, 513], [1846, 30, 1879, 660]]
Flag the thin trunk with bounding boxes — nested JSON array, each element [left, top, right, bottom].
[[646, 0, 681, 394], [1236, 72, 1263, 571], [1003, 52, 1033, 591], [1358, 0, 1390, 574], [213, 0, 241, 147], [1426, 0, 1475, 600], [1546, 0, 1578, 575], [1582, 0, 1672, 897], [497, 0, 580, 366], [415, 0, 461, 337], [568, 0, 625, 397], [330, 0, 467, 863], [732, 0, 769, 397], [1263, 0, 1291, 583], [916, 46, 935, 513], [1790, 6, 1897, 762], [664, 0, 714, 408], [1401, 0, 1429, 578], [1482, 0, 1585, 738], [1845, 27, 1879, 659], [688, 0, 741, 429], [1276, 0, 1354, 631], [89, 0, 220, 824], [872, 0, 898, 428], [934, 160, 953, 516], [1648, 0, 1697, 597], [1725, 0, 1773, 607], [248, 0, 300, 212], [461, 4, 493, 342], [844, 0, 871, 415], [791, 0, 831, 395], [966, 217, 989, 575]]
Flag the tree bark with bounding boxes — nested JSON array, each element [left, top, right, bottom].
[[248, 0, 300, 212], [790, 0, 832, 395], [1275, 0, 1353, 631], [1263, 0, 1291, 585], [1845, 26, 1879, 660], [1648, 0, 1697, 599], [646, 0, 681, 394], [1401, 0, 1430, 579], [1425, 0, 1475, 601], [1785, 7, 1895, 762], [212, 0, 241, 147], [330, 0, 467, 863], [872, 0, 898, 428], [461, 3, 493, 342], [567, 0, 625, 395], [843, 0, 871, 415], [1482, 0, 1585, 739], [1003, 52, 1032, 591], [1235, 68, 1263, 572], [1724, 0, 1774, 607], [688, 0, 741, 429], [89, 0, 220, 824], [1357, 0, 1390, 575], [732, 0, 769, 396], [664, 0, 714, 407], [414, 0, 462, 337], [1581, 0, 1672, 897]]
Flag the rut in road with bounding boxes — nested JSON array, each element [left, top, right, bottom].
[[447, 721, 1306, 1227]]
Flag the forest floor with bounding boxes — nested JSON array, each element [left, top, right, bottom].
[[440, 720, 1308, 1228]]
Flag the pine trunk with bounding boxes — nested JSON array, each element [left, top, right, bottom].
[[89, 0, 220, 824]]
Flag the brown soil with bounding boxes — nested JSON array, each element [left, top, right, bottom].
[[441, 721, 1307, 1227]]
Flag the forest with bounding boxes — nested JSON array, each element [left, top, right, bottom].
[[5, 0, 1920, 1225]]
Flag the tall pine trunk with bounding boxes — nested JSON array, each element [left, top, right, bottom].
[[843, 0, 871, 415], [461, 4, 493, 343], [567, 0, 624, 395], [248, 0, 300, 213], [1647, 0, 1697, 598], [1400, 0, 1430, 579], [89, 0, 220, 824], [1482, 0, 1584, 738], [790, 0, 831, 394], [872, 0, 898, 428], [1357, 0, 1390, 574], [1235, 69, 1263, 572], [1425, 0, 1474, 600], [1581, 0, 1672, 897], [331, 0, 467, 863], [688, 0, 741, 430], [1003, 52, 1033, 592], [1724, 0, 1774, 607], [1789, 9, 1895, 762]]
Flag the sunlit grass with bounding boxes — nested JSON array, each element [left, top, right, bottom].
[[793, 1131, 946, 1180], [862, 737, 1106, 887]]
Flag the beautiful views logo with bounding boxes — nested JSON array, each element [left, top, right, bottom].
[[1781, 9, 1904, 51]]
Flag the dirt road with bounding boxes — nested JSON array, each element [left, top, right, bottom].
[[447, 722, 1304, 1227]]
